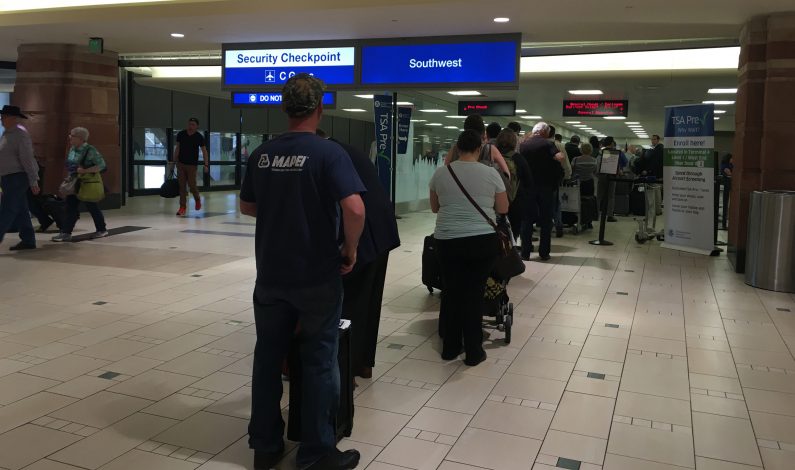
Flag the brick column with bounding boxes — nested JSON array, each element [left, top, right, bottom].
[[729, 13, 795, 272], [11, 44, 121, 208]]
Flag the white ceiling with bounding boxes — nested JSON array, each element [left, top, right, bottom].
[[0, 0, 793, 60]]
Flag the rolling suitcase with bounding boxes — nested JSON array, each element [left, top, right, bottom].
[[286, 319, 353, 442], [630, 187, 646, 216], [422, 235, 443, 293], [581, 196, 599, 224]]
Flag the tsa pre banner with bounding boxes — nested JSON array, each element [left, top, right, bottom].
[[373, 95, 393, 196], [661, 104, 715, 255]]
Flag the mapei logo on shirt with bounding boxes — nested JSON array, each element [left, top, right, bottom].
[[257, 153, 309, 172]]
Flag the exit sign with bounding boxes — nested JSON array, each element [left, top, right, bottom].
[[88, 38, 104, 54]]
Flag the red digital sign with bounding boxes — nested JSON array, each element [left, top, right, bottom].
[[563, 100, 628, 117], [458, 100, 516, 116]]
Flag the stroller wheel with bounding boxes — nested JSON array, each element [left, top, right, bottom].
[[504, 314, 512, 344], [635, 233, 647, 244]]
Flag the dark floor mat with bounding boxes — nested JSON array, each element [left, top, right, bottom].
[[70, 226, 150, 242], [180, 229, 254, 238]]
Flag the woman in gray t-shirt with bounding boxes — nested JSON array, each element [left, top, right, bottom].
[[429, 130, 509, 366]]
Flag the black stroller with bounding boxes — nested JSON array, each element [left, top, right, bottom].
[[483, 274, 514, 344]]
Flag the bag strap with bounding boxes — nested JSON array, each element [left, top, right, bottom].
[[446, 165, 498, 231], [78, 146, 91, 169]]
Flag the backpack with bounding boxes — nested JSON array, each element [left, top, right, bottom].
[[502, 151, 520, 202]]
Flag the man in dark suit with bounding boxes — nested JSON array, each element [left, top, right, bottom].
[[565, 135, 582, 162], [318, 129, 401, 379]]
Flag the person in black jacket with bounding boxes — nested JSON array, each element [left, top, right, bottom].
[[565, 135, 582, 162], [318, 129, 401, 379]]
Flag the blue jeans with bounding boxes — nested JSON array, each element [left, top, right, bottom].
[[63, 195, 106, 234], [0, 173, 35, 246], [249, 277, 343, 467]]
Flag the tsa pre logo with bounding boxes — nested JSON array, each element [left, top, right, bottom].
[[258, 154, 270, 168]]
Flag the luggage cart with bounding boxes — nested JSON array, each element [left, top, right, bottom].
[[634, 177, 665, 244], [559, 179, 582, 234]]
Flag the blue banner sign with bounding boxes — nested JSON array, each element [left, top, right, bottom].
[[361, 41, 518, 86], [397, 107, 412, 154], [373, 95, 393, 196], [231, 91, 336, 108], [224, 47, 356, 87]]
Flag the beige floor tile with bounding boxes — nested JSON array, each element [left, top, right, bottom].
[[470, 401, 554, 440], [153, 411, 248, 454], [204, 332, 257, 355], [144, 393, 217, 420], [629, 335, 686, 356], [0, 373, 60, 405], [744, 388, 795, 416], [458, 360, 508, 380], [507, 356, 574, 381], [355, 382, 434, 416], [338, 439, 383, 469], [221, 355, 253, 376], [18, 459, 87, 470], [0, 424, 81, 470], [2, 326, 80, 347], [60, 322, 143, 347], [690, 394, 749, 419], [620, 354, 690, 401], [366, 463, 413, 470], [135, 333, 218, 361], [737, 368, 795, 394], [203, 386, 252, 419], [749, 411, 795, 443], [348, 406, 411, 446], [374, 435, 450, 470], [551, 391, 614, 438], [425, 373, 497, 414], [532, 324, 589, 343], [542, 313, 595, 329], [0, 342, 33, 359], [108, 369, 198, 401], [386, 358, 460, 385], [74, 338, 154, 362], [631, 315, 686, 342], [603, 453, 692, 469], [104, 356, 164, 376], [760, 447, 795, 470], [694, 456, 762, 470], [540, 430, 606, 465], [732, 348, 795, 370], [687, 348, 738, 379], [692, 412, 762, 467], [156, 351, 240, 378], [99, 449, 199, 470], [0, 392, 76, 434], [406, 407, 472, 437], [685, 336, 731, 352], [129, 321, 201, 341], [23, 354, 110, 382], [189, 371, 249, 394], [575, 357, 624, 377], [49, 412, 178, 469], [50, 391, 152, 428], [728, 333, 790, 353], [47, 375, 114, 399], [23, 342, 85, 360], [438, 462, 490, 470], [607, 422, 694, 468], [447, 428, 540, 470], [689, 373, 743, 395], [581, 336, 628, 362], [492, 373, 565, 405], [519, 340, 582, 363], [566, 375, 620, 398]]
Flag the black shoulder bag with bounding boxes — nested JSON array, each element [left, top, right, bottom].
[[446, 165, 526, 279]]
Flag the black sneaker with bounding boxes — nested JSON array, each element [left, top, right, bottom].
[[254, 445, 285, 470], [539, 254, 551, 261], [9, 242, 36, 251], [304, 449, 361, 470]]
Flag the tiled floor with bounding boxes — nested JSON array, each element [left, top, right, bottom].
[[1, 191, 794, 470]]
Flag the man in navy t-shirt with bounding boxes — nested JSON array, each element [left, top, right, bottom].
[[240, 74, 366, 470]]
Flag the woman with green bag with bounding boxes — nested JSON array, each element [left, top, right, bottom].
[[52, 127, 108, 242]]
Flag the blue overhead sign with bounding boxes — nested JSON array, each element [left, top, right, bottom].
[[231, 91, 336, 108], [360, 41, 518, 86], [223, 46, 356, 87]]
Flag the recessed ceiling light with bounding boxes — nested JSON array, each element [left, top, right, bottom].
[[603, 116, 626, 120], [342, 108, 366, 112], [444, 126, 458, 129], [703, 100, 735, 105], [419, 109, 447, 113], [714, 110, 727, 114], [493, 17, 510, 23], [427, 123, 443, 126], [521, 115, 542, 119], [170, 33, 185, 38], [446, 115, 466, 119], [708, 88, 738, 94], [565, 121, 581, 124], [354, 94, 374, 99], [569, 90, 603, 95], [410, 119, 427, 122], [625, 122, 640, 125], [714, 117, 721, 120], [396, 101, 414, 106], [574, 125, 588, 128], [447, 91, 481, 96], [515, 109, 527, 113]]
